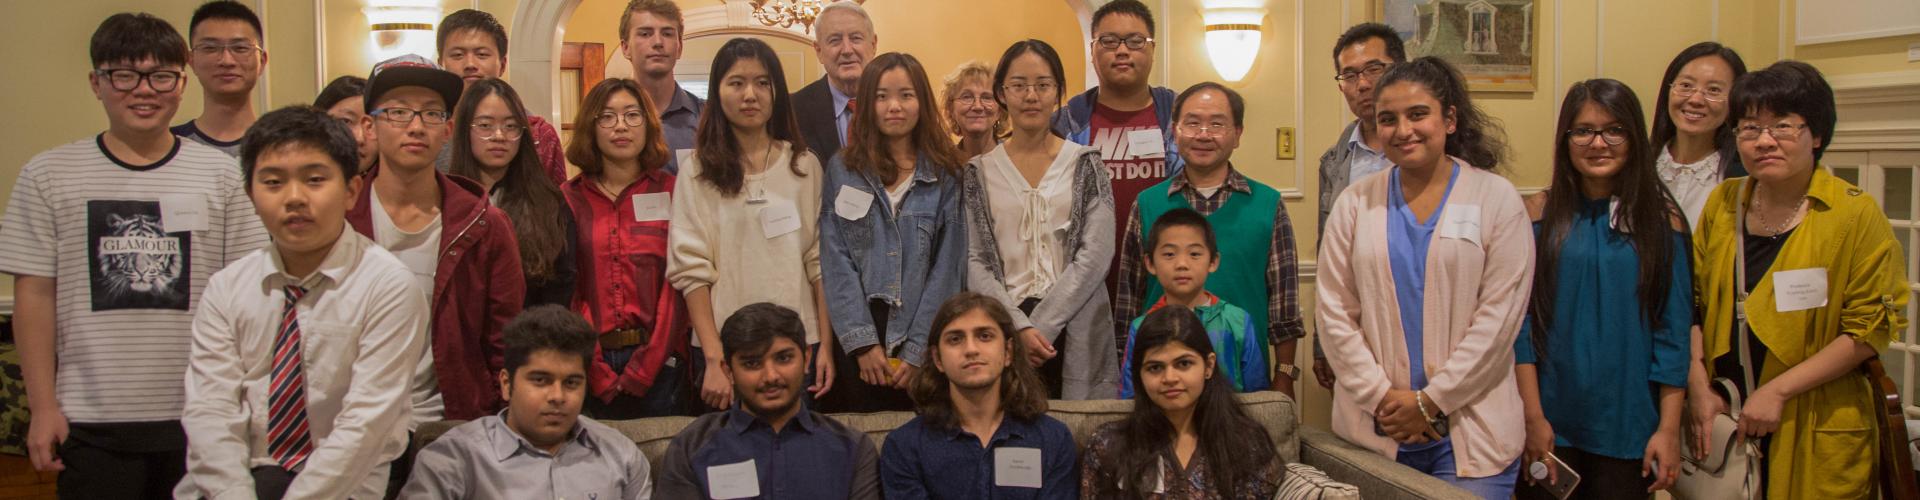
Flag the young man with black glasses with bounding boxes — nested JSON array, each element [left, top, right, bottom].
[[173, 1, 267, 157], [0, 13, 268, 498]]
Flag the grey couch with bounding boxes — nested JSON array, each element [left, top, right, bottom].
[[413, 392, 1475, 499]]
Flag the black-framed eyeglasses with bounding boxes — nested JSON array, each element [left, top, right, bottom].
[[597, 111, 648, 129], [1335, 62, 1389, 83], [1669, 82, 1728, 102], [1566, 126, 1630, 146], [193, 43, 261, 58], [1735, 122, 1808, 142], [471, 121, 525, 140], [1095, 34, 1153, 50], [372, 107, 451, 126], [94, 69, 183, 93]]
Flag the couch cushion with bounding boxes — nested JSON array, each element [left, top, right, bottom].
[[1276, 463, 1362, 499]]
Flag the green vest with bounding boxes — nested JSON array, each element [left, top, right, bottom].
[[1134, 175, 1281, 345]]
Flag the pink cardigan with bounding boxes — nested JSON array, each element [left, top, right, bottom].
[[1315, 161, 1532, 478]]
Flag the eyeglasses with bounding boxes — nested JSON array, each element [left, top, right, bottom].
[[471, 121, 525, 140], [192, 43, 261, 58], [1095, 34, 1154, 51], [1335, 62, 1389, 83], [1735, 122, 1808, 142], [597, 111, 648, 129], [372, 107, 451, 126], [94, 69, 183, 92], [1001, 82, 1057, 97], [952, 93, 997, 107], [1177, 122, 1233, 138], [1565, 126, 1630, 146], [1669, 82, 1728, 102]]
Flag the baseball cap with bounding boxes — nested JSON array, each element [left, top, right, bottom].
[[363, 54, 464, 114]]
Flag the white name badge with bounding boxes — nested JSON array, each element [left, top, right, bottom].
[[761, 201, 802, 239], [706, 459, 761, 499], [1126, 129, 1166, 159], [1437, 204, 1482, 246], [632, 192, 671, 222], [994, 447, 1044, 489], [835, 185, 874, 221], [1772, 268, 1829, 312], [159, 194, 209, 233]]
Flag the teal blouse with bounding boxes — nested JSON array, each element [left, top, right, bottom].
[[1515, 198, 1692, 460]]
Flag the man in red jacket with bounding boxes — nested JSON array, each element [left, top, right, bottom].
[[348, 54, 524, 425]]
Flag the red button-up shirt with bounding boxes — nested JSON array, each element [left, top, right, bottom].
[[562, 169, 689, 402]]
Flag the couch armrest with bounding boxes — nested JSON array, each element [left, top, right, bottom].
[[1298, 426, 1480, 500]]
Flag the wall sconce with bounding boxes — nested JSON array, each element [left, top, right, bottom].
[[365, 0, 440, 61], [1202, 1, 1266, 82]]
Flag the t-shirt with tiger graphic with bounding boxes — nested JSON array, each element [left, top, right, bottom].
[[0, 135, 268, 423]]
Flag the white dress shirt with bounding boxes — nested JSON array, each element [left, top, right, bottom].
[[178, 229, 430, 500]]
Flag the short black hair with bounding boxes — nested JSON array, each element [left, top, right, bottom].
[[438, 9, 509, 58], [240, 105, 363, 185], [1091, 0, 1155, 37], [91, 13, 188, 69], [720, 303, 807, 364], [1730, 60, 1836, 161], [189, 1, 263, 41], [1147, 207, 1218, 259], [503, 305, 598, 379], [1173, 82, 1245, 128], [1332, 23, 1406, 68], [312, 75, 368, 110]]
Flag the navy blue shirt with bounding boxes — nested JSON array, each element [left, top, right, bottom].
[[655, 406, 881, 499], [880, 413, 1079, 500]]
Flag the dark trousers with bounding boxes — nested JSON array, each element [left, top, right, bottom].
[[818, 301, 916, 413], [589, 346, 690, 419], [1514, 446, 1653, 500], [1020, 298, 1067, 399], [56, 421, 185, 500], [253, 465, 296, 499]]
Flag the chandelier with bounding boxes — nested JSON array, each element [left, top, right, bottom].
[[750, 0, 865, 34]]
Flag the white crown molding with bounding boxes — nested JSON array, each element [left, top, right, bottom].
[[1830, 70, 1920, 152]]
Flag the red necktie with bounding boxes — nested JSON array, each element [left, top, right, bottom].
[[267, 285, 315, 472]]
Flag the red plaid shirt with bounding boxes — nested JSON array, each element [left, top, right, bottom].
[[562, 169, 689, 401]]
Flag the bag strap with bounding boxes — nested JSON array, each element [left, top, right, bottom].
[[1733, 178, 1761, 398]]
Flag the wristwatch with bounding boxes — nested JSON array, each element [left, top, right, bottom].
[[1275, 363, 1301, 379]]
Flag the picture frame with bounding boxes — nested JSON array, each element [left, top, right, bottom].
[[1375, 0, 1539, 92]]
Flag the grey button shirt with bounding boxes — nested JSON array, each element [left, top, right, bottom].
[[402, 413, 652, 500]]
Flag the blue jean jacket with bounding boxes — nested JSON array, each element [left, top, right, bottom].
[[819, 154, 967, 367]]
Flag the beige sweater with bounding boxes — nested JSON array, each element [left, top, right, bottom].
[[1315, 160, 1533, 478], [667, 143, 825, 345]]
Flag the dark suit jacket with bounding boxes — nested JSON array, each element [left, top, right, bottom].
[[792, 77, 844, 163]]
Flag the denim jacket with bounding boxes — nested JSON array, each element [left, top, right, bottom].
[[819, 154, 967, 367]]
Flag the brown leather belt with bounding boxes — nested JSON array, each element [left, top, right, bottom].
[[601, 328, 647, 350]]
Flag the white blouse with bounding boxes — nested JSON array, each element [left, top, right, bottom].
[[1657, 144, 1723, 228], [979, 143, 1088, 301]]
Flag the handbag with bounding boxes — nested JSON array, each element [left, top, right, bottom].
[[1674, 178, 1764, 500]]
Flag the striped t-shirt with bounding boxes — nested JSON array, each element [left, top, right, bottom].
[[0, 135, 268, 422]]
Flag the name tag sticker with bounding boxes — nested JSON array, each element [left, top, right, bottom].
[[1772, 268, 1829, 312], [1437, 204, 1482, 246], [761, 201, 802, 239], [159, 194, 209, 233], [835, 185, 874, 221], [994, 447, 1044, 489], [1126, 129, 1166, 159], [632, 192, 671, 222], [705, 459, 760, 499]]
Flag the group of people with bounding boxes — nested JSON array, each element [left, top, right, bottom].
[[0, 0, 1903, 498]]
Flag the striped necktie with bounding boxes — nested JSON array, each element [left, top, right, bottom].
[[267, 284, 315, 472]]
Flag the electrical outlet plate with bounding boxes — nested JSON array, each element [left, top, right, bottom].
[[1276, 127, 1295, 160]]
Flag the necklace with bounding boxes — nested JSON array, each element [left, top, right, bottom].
[[1749, 191, 1807, 237], [745, 142, 776, 204]]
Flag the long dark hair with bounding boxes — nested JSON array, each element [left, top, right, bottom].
[[1103, 306, 1275, 499], [845, 52, 964, 184], [1531, 79, 1681, 355], [908, 292, 1049, 431], [1373, 56, 1508, 170], [1649, 42, 1746, 175], [694, 37, 808, 197], [449, 79, 568, 281]]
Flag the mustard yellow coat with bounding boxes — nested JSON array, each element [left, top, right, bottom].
[[1694, 167, 1908, 499]]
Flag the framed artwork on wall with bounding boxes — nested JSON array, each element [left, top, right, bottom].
[[1376, 0, 1538, 92]]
